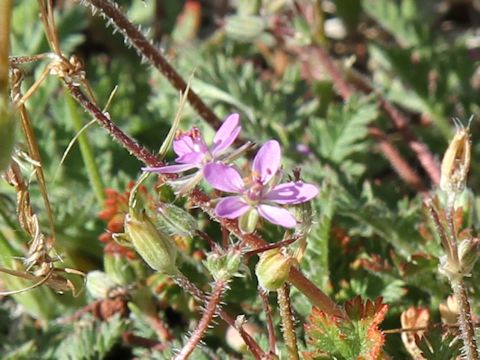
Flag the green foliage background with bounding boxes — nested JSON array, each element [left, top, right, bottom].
[[1, 0, 479, 358]]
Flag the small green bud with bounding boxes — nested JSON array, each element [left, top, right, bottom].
[[156, 202, 198, 237], [205, 248, 244, 281], [86, 271, 117, 299], [255, 248, 293, 291], [239, 208, 259, 234], [125, 210, 178, 275]]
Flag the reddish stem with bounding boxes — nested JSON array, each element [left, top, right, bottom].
[[260, 289, 277, 356], [175, 279, 227, 360], [310, 46, 439, 187], [83, 0, 221, 130], [369, 127, 426, 192]]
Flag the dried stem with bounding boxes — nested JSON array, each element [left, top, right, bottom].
[[173, 273, 264, 359], [175, 279, 227, 360], [277, 284, 299, 360], [260, 289, 277, 356], [81, 0, 222, 129]]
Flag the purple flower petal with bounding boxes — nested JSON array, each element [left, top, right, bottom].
[[176, 152, 206, 165], [203, 163, 245, 192], [257, 204, 297, 228], [265, 182, 319, 204], [211, 113, 241, 156], [142, 163, 198, 174], [173, 135, 195, 157], [215, 196, 250, 219], [173, 131, 208, 158], [252, 140, 281, 184]]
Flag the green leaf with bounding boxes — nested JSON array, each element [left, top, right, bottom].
[[305, 297, 388, 359]]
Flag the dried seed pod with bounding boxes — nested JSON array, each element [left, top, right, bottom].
[[440, 121, 471, 194], [124, 210, 178, 275]]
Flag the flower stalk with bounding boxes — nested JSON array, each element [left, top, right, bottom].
[[431, 122, 479, 360], [173, 272, 264, 359], [81, 0, 222, 130], [277, 284, 299, 360], [175, 278, 228, 360]]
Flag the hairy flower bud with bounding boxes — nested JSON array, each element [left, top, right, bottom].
[[255, 248, 293, 291], [440, 124, 471, 194], [124, 210, 178, 275], [205, 248, 244, 281], [156, 202, 198, 237]]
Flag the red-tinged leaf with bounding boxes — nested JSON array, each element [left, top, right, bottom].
[[305, 297, 388, 360]]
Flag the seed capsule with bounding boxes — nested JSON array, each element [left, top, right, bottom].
[[255, 248, 293, 291], [440, 122, 471, 194]]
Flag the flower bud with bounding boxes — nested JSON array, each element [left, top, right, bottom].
[[205, 248, 244, 281], [156, 202, 197, 237], [124, 210, 178, 275], [440, 124, 471, 194], [86, 271, 117, 299], [255, 248, 293, 291]]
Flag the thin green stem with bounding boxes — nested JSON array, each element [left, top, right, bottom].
[[65, 93, 105, 203], [277, 284, 299, 360]]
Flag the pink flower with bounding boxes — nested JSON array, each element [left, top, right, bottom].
[[142, 113, 242, 194], [204, 140, 318, 232]]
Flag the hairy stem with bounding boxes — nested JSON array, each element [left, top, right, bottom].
[[445, 194, 478, 359], [175, 279, 227, 360], [277, 284, 299, 360], [65, 93, 105, 203], [65, 83, 162, 167], [66, 84, 343, 319], [451, 278, 479, 360], [260, 289, 277, 356], [173, 273, 264, 359], [81, 0, 222, 129]]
